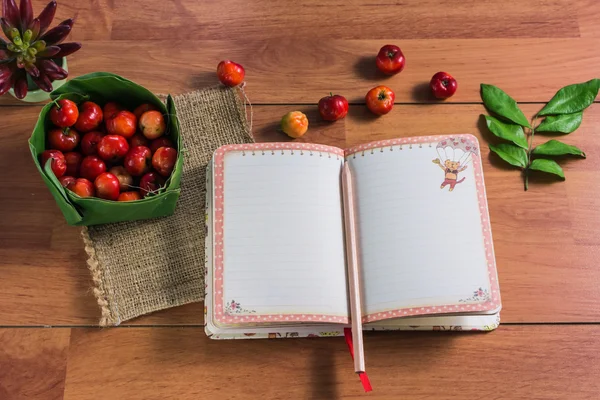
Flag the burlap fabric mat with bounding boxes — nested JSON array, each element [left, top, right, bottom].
[[81, 86, 254, 326]]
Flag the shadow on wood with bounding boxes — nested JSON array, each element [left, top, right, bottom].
[[353, 56, 391, 82], [310, 344, 339, 400], [411, 81, 438, 103], [347, 105, 381, 123]]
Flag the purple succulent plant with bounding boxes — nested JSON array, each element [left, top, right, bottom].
[[0, 0, 81, 99]]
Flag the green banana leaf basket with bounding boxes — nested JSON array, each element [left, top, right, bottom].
[[28, 72, 183, 226]]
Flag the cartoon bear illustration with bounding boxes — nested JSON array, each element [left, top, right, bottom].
[[432, 158, 468, 191]]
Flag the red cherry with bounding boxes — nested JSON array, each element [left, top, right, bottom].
[[68, 178, 95, 197], [80, 131, 105, 156], [47, 128, 80, 152], [74, 101, 103, 132], [375, 45, 406, 75], [152, 146, 178, 177], [64, 152, 83, 177], [217, 60, 245, 87], [49, 99, 79, 128], [318, 93, 349, 121], [139, 172, 165, 197], [97, 135, 130, 162], [94, 172, 121, 200], [124, 146, 152, 177], [80, 156, 106, 181], [150, 137, 174, 154], [430, 72, 458, 99], [40, 150, 67, 178]]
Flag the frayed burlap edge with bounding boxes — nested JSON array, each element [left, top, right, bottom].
[[81, 227, 117, 326]]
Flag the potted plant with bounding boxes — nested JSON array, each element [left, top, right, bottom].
[[0, 0, 81, 102]]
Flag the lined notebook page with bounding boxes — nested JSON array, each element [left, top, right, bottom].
[[220, 149, 349, 319], [346, 139, 491, 317]]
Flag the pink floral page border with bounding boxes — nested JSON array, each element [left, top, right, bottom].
[[212, 142, 348, 325], [344, 134, 501, 324]]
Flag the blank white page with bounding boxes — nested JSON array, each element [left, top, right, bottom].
[[347, 138, 492, 317], [219, 148, 348, 320]]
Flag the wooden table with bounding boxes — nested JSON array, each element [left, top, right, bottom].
[[1, 0, 600, 398]]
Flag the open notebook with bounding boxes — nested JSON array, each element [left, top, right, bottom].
[[204, 135, 501, 339]]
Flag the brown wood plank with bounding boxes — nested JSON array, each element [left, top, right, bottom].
[[62, 326, 600, 400], [1, 103, 599, 325], [578, 0, 600, 38], [109, 0, 579, 40], [0, 328, 70, 400], [2, 38, 600, 106]]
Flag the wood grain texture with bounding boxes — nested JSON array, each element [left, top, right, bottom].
[[0, 328, 70, 400], [2, 104, 600, 325], [109, 0, 580, 40], [3, 38, 600, 105], [62, 326, 600, 400], [1, 1, 600, 398], [577, 0, 600, 38]]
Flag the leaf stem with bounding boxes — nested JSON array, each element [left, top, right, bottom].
[[524, 115, 537, 191], [528, 115, 537, 161]]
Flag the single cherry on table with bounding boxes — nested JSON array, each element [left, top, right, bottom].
[[376, 44, 406, 75], [365, 86, 395, 115], [430, 72, 458, 99], [217, 60, 245, 87], [318, 94, 349, 121], [281, 111, 309, 138]]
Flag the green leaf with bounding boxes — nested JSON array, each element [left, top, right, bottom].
[[538, 79, 600, 116], [536, 112, 582, 134], [483, 115, 528, 149], [489, 143, 528, 168], [532, 140, 586, 158], [481, 84, 531, 128], [529, 159, 565, 179]]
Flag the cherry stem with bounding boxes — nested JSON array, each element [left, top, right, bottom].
[[51, 98, 61, 110]]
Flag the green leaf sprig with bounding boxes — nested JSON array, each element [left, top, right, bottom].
[[480, 79, 599, 190]]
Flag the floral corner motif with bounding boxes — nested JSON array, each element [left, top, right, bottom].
[[225, 299, 256, 314], [459, 287, 491, 303]]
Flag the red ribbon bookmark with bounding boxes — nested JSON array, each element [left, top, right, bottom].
[[344, 328, 373, 392]]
